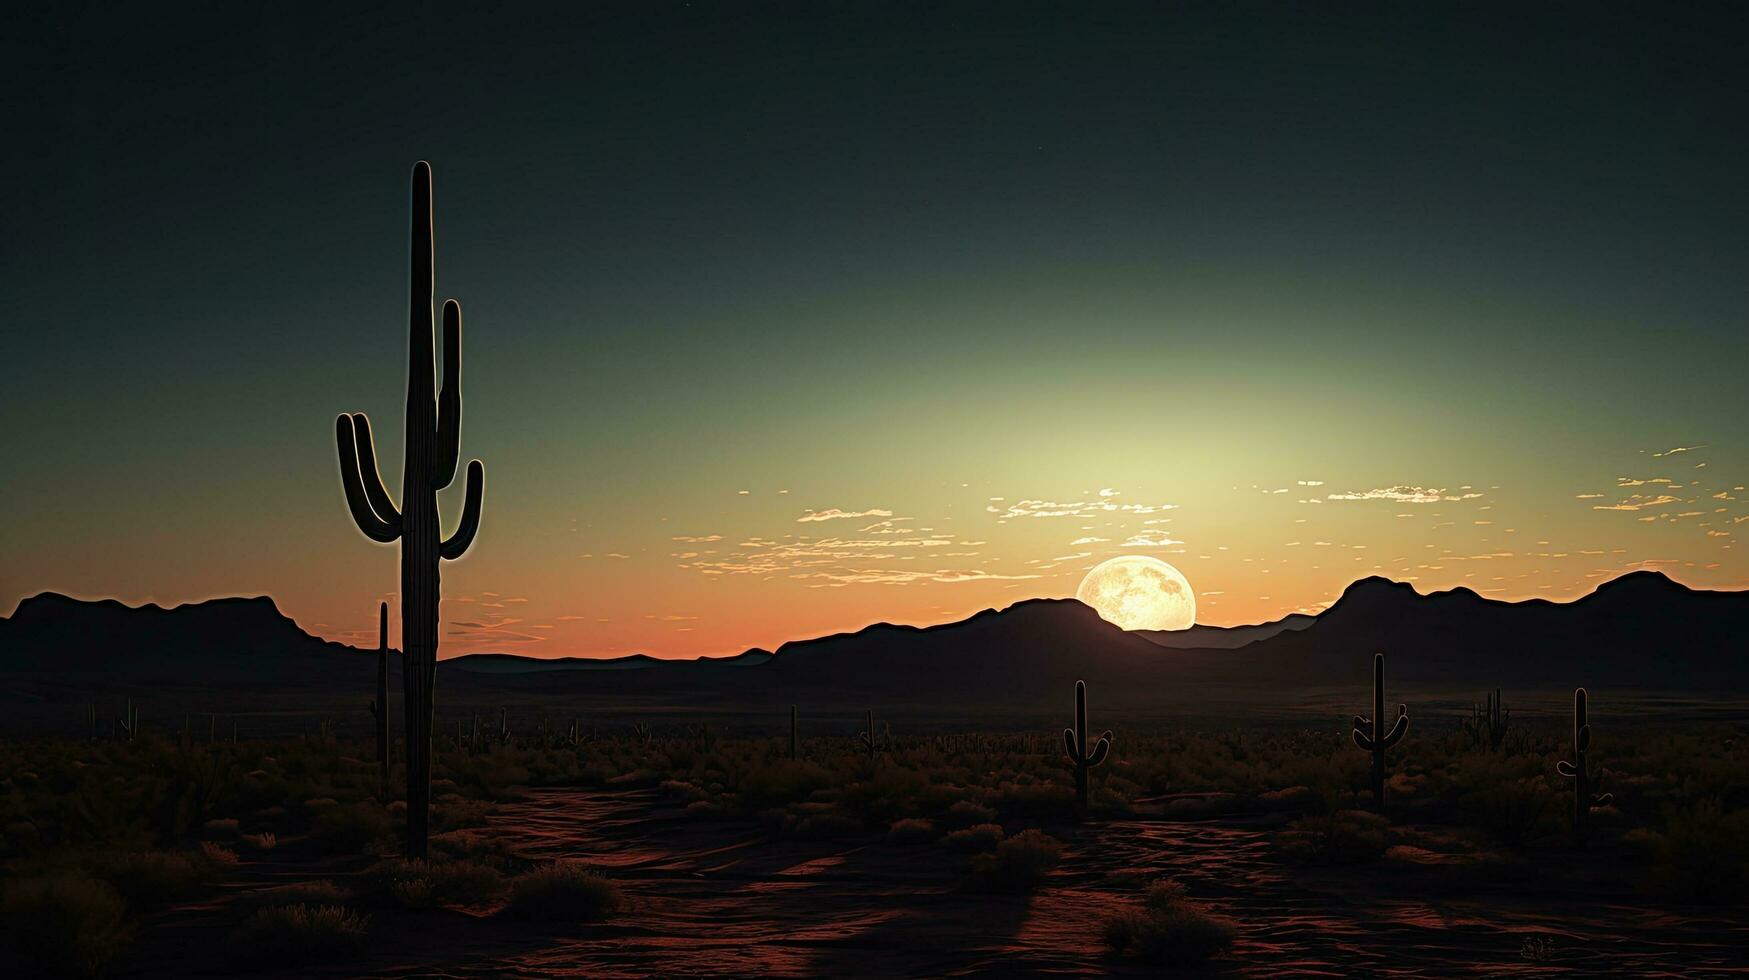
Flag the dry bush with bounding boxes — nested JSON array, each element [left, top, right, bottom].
[[0, 874, 132, 976], [226, 904, 369, 969], [967, 829, 1062, 892], [1102, 878, 1236, 966], [361, 858, 505, 909], [501, 862, 620, 921], [887, 818, 936, 844]]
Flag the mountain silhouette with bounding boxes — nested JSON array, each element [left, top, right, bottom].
[[3, 572, 1745, 723], [0, 592, 379, 689]]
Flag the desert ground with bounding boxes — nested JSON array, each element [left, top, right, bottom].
[[4, 711, 1748, 977]]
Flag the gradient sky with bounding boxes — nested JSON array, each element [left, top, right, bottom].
[[3, 3, 1745, 657]]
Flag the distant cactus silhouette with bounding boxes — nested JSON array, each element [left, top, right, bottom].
[[1351, 653, 1408, 810], [1462, 688, 1509, 751], [789, 705, 799, 760], [119, 698, 138, 741], [859, 709, 878, 760], [369, 602, 390, 798], [1062, 680, 1112, 808], [334, 161, 485, 858], [1555, 687, 1613, 845]]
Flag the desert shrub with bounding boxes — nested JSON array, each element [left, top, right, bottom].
[[1275, 810, 1389, 865], [238, 879, 351, 910], [501, 862, 620, 921], [1102, 878, 1236, 966], [1655, 798, 1749, 902], [226, 904, 369, 969], [313, 801, 394, 854], [241, 831, 277, 851], [940, 800, 996, 828], [944, 823, 1005, 852], [0, 874, 132, 976], [888, 818, 936, 844], [361, 858, 504, 909], [967, 829, 1062, 892]]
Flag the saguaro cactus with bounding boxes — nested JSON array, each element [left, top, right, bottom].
[[369, 602, 390, 798], [1062, 679, 1112, 808], [789, 705, 799, 760], [1555, 687, 1613, 845], [1462, 688, 1510, 751], [1351, 653, 1409, 810], [335, 161, 485, 858], [858, 709, 877, 760]]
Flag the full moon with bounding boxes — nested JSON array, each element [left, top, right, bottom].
[[1076, 556, 1197, 631]]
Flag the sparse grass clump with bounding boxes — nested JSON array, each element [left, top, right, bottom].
[[227, 904, 369, 969], [1276, 809, 1390, 865], [945, 823, 1005, 852], [85, 849, 215, 908], [0, 874, 133, 976], [967, 829, 1062, 892], [362, 858, 504, 909], [1102, 878, 1236, 966], [314, 800, 396, 853], [501, 862, 620, 921]]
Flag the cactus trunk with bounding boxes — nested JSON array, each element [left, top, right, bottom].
[[335, 162, 485, 859], [789, 705, 798, 760]]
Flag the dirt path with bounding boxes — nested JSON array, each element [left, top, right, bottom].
[[456, 788, 1749, 977], [120, 787, 1749, 977]]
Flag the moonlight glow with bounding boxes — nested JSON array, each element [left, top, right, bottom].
[[1076, 556, 1197, 631]]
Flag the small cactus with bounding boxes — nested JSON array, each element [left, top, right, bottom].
[[1462, 688, 1509, 751], [370, 602, 390, 797], [119, 699, 139, 741], [1062, 679, 1112, 809], [1555, 687, 1613, 845], [858, 709, 877, 760], [632, 721, 652, 743], [1351, 653, 1409, 810]]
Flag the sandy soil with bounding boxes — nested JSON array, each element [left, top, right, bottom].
[[122, 787, 1749, 977]]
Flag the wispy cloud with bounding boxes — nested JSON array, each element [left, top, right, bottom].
[[1592, 494, 1680, 512], [1652, 445, 1705, 457], [1121, 530, 1184, 548], [987, 490, 1177, 519], [798, 508, 894, 523], [1325, 486, 1484, 504], [671, 534, 723, 543]]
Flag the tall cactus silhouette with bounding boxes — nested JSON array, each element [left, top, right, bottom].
[[1555, 687, 1613, 845], [1351, 653, 1408, 810], [334, 161, 485, 858], [1062, 679, 1112, 808], [789, 704, 799, 760], [369, 602, 389, 799]]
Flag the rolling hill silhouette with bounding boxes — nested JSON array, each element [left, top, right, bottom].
[[3, 572, 1744, 722]]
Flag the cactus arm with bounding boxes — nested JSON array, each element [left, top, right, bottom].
[[433, 299, 463, 489], [1087, 735, 1111, 767], [337, 415, 402, 542], [1577, 724, 1591, 752], [1063, 727, 1079, 759], [1556, 759, 1577, 777], [348, 414, 403, 524], [439, 460, 484, 559], [1381, 706, 1409, 748], [1352, 728, 1374, 750]]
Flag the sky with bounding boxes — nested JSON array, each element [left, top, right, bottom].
[[2, 2, 1746, 657]]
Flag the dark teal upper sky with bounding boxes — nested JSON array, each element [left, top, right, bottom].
[[3, 2, 1745, 654]]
